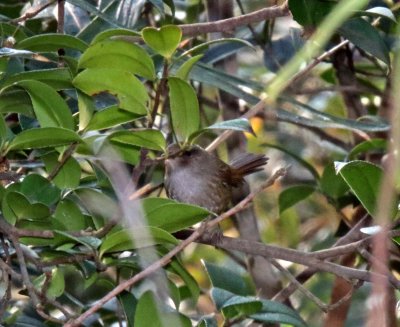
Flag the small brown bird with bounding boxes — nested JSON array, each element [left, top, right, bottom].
[[164, 144, 268, 214]]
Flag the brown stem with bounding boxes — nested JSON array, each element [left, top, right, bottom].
[[180, 3, 289, 37]]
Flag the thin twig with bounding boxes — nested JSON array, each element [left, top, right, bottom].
[[10, 0, 57, 24], [47, 143, 78, 181], [180, 2, 289, 37], [9, 235, 40, 305], [268, 258, 328, 312]]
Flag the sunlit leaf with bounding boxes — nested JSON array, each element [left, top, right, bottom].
[[168, 77, 200, 141], [142, 25, 182, 58], [73, 68, 148, 115]]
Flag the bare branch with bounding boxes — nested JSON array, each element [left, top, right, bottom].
[[180, 3, 289, 37]]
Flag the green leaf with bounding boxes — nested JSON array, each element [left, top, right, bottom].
[[339, 18, 390, 65], [335, 160, 383, 216], [85, 105, 142, 131], [142, 25, 182, 59], [118, 291, 137, 327], [42, 152, 81, 189], [0, 89, 34, 117], [134, 291, 191, 327], [100, 227, 178, 256], [108, 142, 141, 166], [288, 0, 335, 27], [250, 299, 307, 327], [77, 91, 95, 131], [175, 54, 203, 80], [17, 174, 61, 206], [79, 39, 155, 80], [0, 115, 7, 147], [2, 192, 51, 224], [15, 80, 74, 130], [108, 129, 166, 151], [204, 261, 251, 296], [169, 259, 200, 302], [46, 268, 65, 299], [15, 34, 88, 52], [53, 200, 87, 231], [54, 230, 101, 250], [168, 77, 200, 141], [73, 68, 148, 115], [279, 185, 315, 214], [142, 198, 210, 233], [91, 28, 141, 44], [348, 138, 387, 160], [0, 68, 73, 90], [7, 127, 81, 151], [219, 293, 262, 319], [320, 163, 349, 199]]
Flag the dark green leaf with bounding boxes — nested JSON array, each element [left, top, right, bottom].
[[320, 162, 349, 199], [288, 0, 335, 27], [335, 160, 383, 216], [18, 174, 61, 206], [250, 299, 307, 327], [348, 138, 387, 160], [73, 68, 148, 115], [8, 128, 81, 151], [279, 185, 315, 213], [169, 259, 200, 302], [211, 288, 262, 319], [204, 261, 251, 296], [339, 18, 390, 64], [0, 89, 34, 116], [54, 230, 101, 249], [168, 77, 200, 141], [142, 25, 182, 58], [118, 291, 137, 327]]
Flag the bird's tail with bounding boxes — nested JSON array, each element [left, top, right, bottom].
[[230, 153, 268, 176]]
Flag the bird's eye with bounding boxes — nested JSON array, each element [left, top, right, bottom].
[[183, 150, 192, 157]]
